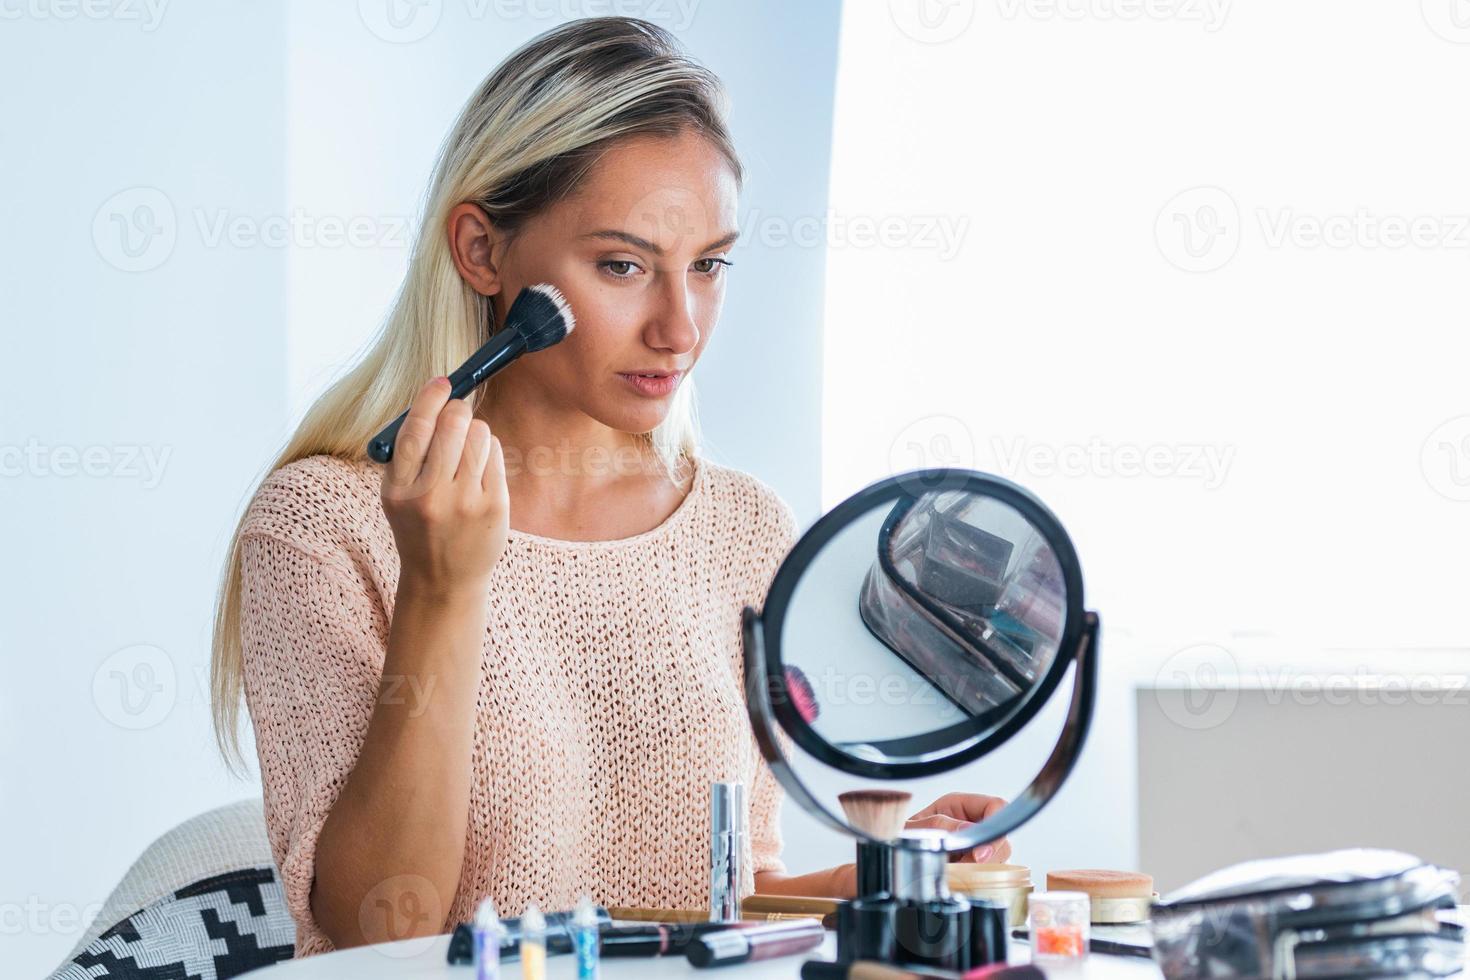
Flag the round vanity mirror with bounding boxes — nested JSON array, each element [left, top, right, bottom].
[[742, 469, 1100, 852]]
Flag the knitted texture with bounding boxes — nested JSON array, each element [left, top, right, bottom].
[[236, 453, 797, 958]]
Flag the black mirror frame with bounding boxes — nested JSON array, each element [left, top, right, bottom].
[[758, 468, 1085, 778], [741, 467, 1102, 852]]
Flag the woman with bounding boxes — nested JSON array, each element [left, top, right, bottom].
[[210, 17, 1011, 957]]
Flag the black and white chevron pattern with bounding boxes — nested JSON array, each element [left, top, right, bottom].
[[47, 867, 295, 980]]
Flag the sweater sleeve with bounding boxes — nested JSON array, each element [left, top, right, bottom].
[[742, 490, 801, 882], [237, 531, 389, 958]]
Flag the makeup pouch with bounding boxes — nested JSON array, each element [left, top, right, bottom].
[[856, 490, 1066, 721], [1149, 848, 1465, 979]]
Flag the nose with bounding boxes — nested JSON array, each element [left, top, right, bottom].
[[644, 274, 700, 356]]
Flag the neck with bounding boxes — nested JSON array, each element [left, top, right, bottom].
[[475, 381, 668, 502]]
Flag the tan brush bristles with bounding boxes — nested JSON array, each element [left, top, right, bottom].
[[838, 789, 912, 840]]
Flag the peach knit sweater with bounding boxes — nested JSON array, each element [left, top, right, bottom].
[[237, 453, 798, 958]]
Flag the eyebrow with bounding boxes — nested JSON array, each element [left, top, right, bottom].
[[578, 228, 740, 256]]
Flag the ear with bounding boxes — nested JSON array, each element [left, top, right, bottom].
[[446, 202, 505, 298]]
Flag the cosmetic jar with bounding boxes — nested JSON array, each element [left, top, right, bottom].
[[1028, 890, 1089, 961], [1045, 869, 1155, 924], [946, 863, 1034, 928]]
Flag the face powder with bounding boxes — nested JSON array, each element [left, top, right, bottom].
[[1045, 869, 1157, 924], [945, 863, 1034, 928]]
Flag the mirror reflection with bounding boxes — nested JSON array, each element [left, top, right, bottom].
[[779, 488, 1067, 763]]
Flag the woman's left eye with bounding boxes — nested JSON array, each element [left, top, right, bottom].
[[694, 257, 733, 278]]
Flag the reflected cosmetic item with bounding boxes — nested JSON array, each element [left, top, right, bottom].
[[687, 919, 827, 968], [710, 781, 745, 922]]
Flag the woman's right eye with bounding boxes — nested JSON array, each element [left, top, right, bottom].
[[599, 260, 640, 280]]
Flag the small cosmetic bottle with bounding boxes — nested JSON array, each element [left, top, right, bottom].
[[709, 781, 745, 922], [1029, 890, 1090, 961], [519, 904, 547, 980], [571, 894, 600, 980], [473, 897, 502, 980]]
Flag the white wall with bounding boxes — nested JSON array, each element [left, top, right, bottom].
[[815, 0, 1470, 893], [1, 3, 841, 975]]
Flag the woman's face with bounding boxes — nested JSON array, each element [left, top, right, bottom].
[[460, 129, 740, 439]]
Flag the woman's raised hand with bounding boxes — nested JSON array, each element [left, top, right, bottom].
[[380, 376, 510, 598], [905, 792, 1014, 864]]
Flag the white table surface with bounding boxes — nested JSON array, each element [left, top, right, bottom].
[[252, 928, 1163, 979]]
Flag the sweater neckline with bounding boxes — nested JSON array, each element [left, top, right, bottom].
[[506, 454, 705, 550]]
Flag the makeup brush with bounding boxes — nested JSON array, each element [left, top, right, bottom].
[[367, 283, 576, 463], [838, 790, 912, 841], [784, 665, 820, 723], [838, 789, 912, 898]]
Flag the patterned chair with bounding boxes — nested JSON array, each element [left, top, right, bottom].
[[46, 799, 296, 979]]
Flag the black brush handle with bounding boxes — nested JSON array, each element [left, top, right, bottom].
[[366, 330, 527, 464]]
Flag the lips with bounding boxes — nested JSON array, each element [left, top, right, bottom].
[[618, 371, 683, 397]]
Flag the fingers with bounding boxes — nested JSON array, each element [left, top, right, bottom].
[[386, 376, 451, 489], [482, 434, 507, 500], [422, 394, 473, 490], [456, 419, 492, 485], [910, 792, 1008, 824]]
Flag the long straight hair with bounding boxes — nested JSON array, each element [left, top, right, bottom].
[[210, 17, 744, 773]]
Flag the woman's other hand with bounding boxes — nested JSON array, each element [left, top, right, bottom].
[[904, 792, 1013, 864]]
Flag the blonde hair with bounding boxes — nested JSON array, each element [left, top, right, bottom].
[[211, 17, 744, 773]]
